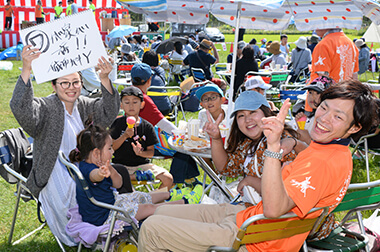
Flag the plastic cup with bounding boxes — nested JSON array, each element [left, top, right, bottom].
[[188, 119, 200, 138], [275, 64, 281, 71], [178, 120, 188, 131], [172, 129, 186, 146], [219, 126, 229, 145], [226, 63, 231, 71], [283, 65, 288, 71], [265, 66, 269, 71]]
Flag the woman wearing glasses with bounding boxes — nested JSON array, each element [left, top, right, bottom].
[[10, 45, 120, 246]]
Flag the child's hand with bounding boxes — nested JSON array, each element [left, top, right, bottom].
[[203, 110, 223, 140], [123, 127, 135, 139], [98, 56, 113, 79], [294, 111, 305, 121], [98, 160, 111, 178], [131, 141, 143, 156]]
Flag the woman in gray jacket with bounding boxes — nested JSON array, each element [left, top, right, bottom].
[[10, 45, 120, 246]]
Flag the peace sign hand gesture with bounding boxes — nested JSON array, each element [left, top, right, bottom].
[[203, 110, 223, 140], [261, 99, 291, 149]]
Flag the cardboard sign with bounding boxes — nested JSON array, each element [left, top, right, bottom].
[[19, 10, 107, 84]]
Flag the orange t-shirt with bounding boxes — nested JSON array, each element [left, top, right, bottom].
[[310, 31, 359, 83], [35, 5, 43, 18], [5, 4, 13, 17], [236, 140, 352, 252]]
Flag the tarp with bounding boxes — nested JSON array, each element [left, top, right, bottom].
[[0, 43, 23, 60]]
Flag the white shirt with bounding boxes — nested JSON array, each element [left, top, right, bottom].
[[38, 102, 84, 246], [169, 50, 188, 74], [198, 104, 229, 133]]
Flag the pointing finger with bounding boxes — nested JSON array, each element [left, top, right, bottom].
[[277, 99, 291, 123]]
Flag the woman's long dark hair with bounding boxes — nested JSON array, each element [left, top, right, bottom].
[[174, 41, 183, 55], [226, 105, 298, 154]]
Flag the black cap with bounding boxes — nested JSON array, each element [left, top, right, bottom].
[[120, 86, 144, 102]]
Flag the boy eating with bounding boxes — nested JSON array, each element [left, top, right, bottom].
[[111, 86, 173, 189]]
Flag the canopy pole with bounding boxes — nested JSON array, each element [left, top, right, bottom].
[[227, 1, 242, 126]]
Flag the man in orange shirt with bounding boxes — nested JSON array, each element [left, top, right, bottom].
[[305, 28, 359, 114], [137, 80, 378, 252], [35, 0, 44, 24], [5, 0, 14, 31], [310, 29, 359, 83]]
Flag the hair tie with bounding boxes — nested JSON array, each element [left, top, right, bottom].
[[75, 147, 80, 154], [89, 121, 94, 126]]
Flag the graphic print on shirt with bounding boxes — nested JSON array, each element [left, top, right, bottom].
[[314, 56, 326, 66], [336, 44, 353, 82], [290, 176, 316, 197], [335, 172, 351, 204]]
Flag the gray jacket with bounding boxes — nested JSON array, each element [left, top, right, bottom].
[[358, 46, 370, 75], [10, 76, 120, 197]]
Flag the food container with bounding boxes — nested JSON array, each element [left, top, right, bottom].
[[188, 119, 200, 138], [172, 129, 186, 146]]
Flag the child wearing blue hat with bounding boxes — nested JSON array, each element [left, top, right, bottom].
[[195, 83, 228, 131], [203, 90, 300, 195]]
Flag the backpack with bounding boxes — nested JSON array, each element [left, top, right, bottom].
[[0, 128, 32, 183]]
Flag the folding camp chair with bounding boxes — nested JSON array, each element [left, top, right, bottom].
[[58, 151, 139, 252], [0, 129, 66, 251], [206, 206, 330, 252], [168, 59, 185, 83], [117, 61, 138, 79], [306, 179, 380, 252], [214, 63, 230, 84], [270, 71, 290, 87], [191, 67, 207, 82], [180, 80, 210, 112], [350, 132, 380, 183], [147, 85, 185, 126], [279, 84, 306, 103], [294, 66, 310, 84]]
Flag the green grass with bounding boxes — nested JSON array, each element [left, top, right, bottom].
[[1, 32, 380, 251]]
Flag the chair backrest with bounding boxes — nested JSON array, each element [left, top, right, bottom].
[[245, 71, 271, 84], [168, 59, 183, 66], [333, 179, 380, 214], [117, 61, 138, 78], [215, 63, 227, 72], [191, 67, 206, 82], [147, 86, 182, 108], [207, 206, 329, 251], [270, 72, 289, 87]]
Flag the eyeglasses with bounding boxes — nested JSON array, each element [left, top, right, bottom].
[[57, 80, 83, 89], [201, 94, 219, 103]]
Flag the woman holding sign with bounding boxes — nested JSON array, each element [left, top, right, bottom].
[[10, 45, 121, 246]]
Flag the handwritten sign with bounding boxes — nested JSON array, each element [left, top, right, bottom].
[[19, 10, 107, 84]]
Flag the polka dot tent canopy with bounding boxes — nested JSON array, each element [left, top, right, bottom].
[[118, 0, 380, 31]]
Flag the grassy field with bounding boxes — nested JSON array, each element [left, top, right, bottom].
[[0, 33, 380, 251]]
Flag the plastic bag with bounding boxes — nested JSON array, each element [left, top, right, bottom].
[[344, 222, 380, 252], [364, 209, 380, 235]]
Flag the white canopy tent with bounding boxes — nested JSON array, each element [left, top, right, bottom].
[[363, 22, 380, 43]]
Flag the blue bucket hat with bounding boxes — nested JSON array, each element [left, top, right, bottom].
[[195, 83, 224, 100], [230, 91, 270, 118], [131, 63, 154, 83]]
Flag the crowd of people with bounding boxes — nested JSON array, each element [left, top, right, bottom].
[[3, 0, 93, 29], [7, 21, 380, 252]]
